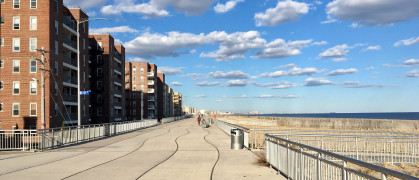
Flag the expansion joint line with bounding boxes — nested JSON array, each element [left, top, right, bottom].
[[203, 128, 220, 180], [136, 128, 191, 180]]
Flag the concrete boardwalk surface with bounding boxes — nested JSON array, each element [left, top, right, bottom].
[[0, 118, 284, 180]]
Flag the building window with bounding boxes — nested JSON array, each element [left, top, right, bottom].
[[13, 0, 20, 9], [97, 94, 102, 103], [30, 103, 37, 116], [141, 76, 144, 82], [55, 103, 58, 116], [133, 77, 136, 82], [13, 16, 20, 30], [133, 85, 136, 90], [97, 68, 102, 77], [140, 68, 144, 74], [83, 105, 86, 116], [83, 55, 86, 66], [133, 68, 136, 74], [29, 38, 37, 51], [55, 41, 58, 54], [30, 59, 37, 72], [13, 38, 20, 52], [97, 55, 102, 63], [97, 42, 102, 50], [1, 0, 4, 4], [83, 72, 86, 83], [133, 93, 136, 98], [30, 0, 37, 9], [29, 17, 37, 30], [1, 38, 4, 46], [133, 101, 137, 107], [133, 109, 136, 116], [55, 0, 58, 14], [55, 21, 58, 35], [54, 83, 58, 95], [97, 107, 102, 116], [30, 81, 37, 94], [0, 60, 3, 68], [140, 85, 144, 90], [83, 39, 85, 50], [0, 81, 3, 90], [13, 60, 20, 73], [97, 81, 102, 90], [55, 61, 58, 75], [13, 81, 20, 95], [0, 103, 3, 112], [12, 103, 19, 116]]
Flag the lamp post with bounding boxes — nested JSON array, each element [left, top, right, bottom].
[[77, 18, 110, 126]]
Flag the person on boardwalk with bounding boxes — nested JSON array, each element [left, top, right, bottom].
[[197, 115, 201, 126]]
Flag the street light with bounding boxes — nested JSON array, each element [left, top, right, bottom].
[[77, 18, 111, 126]]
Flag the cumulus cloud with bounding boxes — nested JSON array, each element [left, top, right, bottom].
[[406, 70, 419, 78], [254, 94, 301, 98], [196, 81, 220, 86], [342, 81, 398, 88], [90, 26, 139, 34], [171, 81, 183, 86], [64, 0, 109, 9], [194, 95, 207, 98], [181, 73, 205, 78], [215, 99, 224, 102], [321, 15, 338, 24], [252, 39, 312, 59], [225, 80, 250, 87], [332, 57, 347, 62], [232, 95, 249, 98], [303, 78, 334, 86], [100, 0, 215, 18], [157, 67, 183, 75], [276, 63, 296, 69], [366, 67, 375, 71], [252, 81, 295, 88], [363, 45, 381, 51], [208, 70, 250, 79], [259, 67, 322, 78], [214, 0, 244, 13], [312, 41, 328, 46], [326, 68, 358, 76], [254, 0, 309, 26], [318, 44, 350, 58], [394, 36, 419, 47], [383, 59, 419, 67], [326, 0, 419, 26]]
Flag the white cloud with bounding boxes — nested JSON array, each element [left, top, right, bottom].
[[321, 15, 338, 24], [196, 81, 220, 86], [318, 44, 350, 58], [171, 81, 183, 86], [128, 57, 146, 62], [214, 0, 244, 13], [332, 57, 347, 62], [157, 67, 183, 75], [114, 39, 123, 45], [252, 81, 296, 88], [254, 94, 301, 98], [100, 0, 215, 18], [208, 70, 250, 79], [342, 81, 398, 88], [181, 73, 205, 78], [64, 0, 109, 9], [215, 99, 224, 102], [276, 63, 296, 69], [195, 95, 207, 98], [326, 0, 419, 26], [366, 67, 375, 71], [252, 39, 312, 59], [326, 68, 358, 76], [303, 78, 334, 86], [225, 80, 250, 87], [232, 95, 249, 98], [260, 67, 322, 78], [383, 59, 419, 67], [406, 70, 419, 78], [350, 23, 361, 28], [90, 26, 139, 34], [312, 41, 328, 46], [254, 0, 309, 26], [364, 45, 381, 51], [87, 11, 97, 17], [394, 36, 419, 47]]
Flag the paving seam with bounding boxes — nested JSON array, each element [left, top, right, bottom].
[[136, 126, 192, 180], [0, 120, 187, 177], [203, 127, 221, 180]]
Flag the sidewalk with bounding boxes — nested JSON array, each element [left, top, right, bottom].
[[0, 118, 284, 180]]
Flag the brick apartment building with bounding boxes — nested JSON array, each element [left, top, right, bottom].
[[164, 84, 174, 118], [173, 92, 183, 116], [0, 0, 89, 129], [125, 62, 159, 119], [124, 61, 143, 121], [156, 73, 164, 119], [88, 34, 125, 123]]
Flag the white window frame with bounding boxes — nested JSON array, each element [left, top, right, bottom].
[[13, 38, 20, 52], [13, 16, 20, 30], [0, 60, 3, 68], [13, 60, 20, 73], [30, 0, 37, 9], [13, 81, 20, 95], [13, 0, 20, 9], [30, 81, 37, 95], [133, 68, 136, 74], [30, 103, 37, 116], [30, 59, 37, 73], [133, 85, 136, 90], [12, 103, 19, 117], [29, 38, 37, 52], [1, 38, 4, 46], [29, 16, 37, 30]]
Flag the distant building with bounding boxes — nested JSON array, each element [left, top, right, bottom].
[[173, 92, 182, 116], [249, 111, 260, 114], [157, 73, 165, 119], [164, 84, 174, 118], [88, 34, 125, 123], [182, 106, 197, 115]]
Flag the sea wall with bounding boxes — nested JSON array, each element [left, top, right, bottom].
[[224, 116, 419, 132]]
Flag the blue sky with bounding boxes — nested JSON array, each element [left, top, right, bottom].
[[65, 0, 419, 113]]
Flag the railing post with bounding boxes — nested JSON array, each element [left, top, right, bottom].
[[390, 138, 393, 165], [287, 143, 290, 178], [300, 147, 303, 180], [381, 173, 387, 180], [52, 129, 55, 149], [355, 137, 359, 160], [342, 161, 347, 180], [61, 128, 64, 145], [317, 153, 322, 180]]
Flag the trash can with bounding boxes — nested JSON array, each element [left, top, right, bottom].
[[231, 129, 244, 149]]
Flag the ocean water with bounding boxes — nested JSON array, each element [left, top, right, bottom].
[[250, 112, 419, 120]]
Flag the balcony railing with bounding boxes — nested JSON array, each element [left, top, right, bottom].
[[63, 37, 77, 49], [114, 65, 122, 72], [63, 16, 77, 32], [148, 89, 155, 93], [63, 56, 77, 67], [148, 72, 154, 77], [63, 94, 77, 102], [63, 75, 77, 85], [114, 53, 121, 61], [63, 113, 77, 121], [148, 80, 154, 85], [148, 97, 155, 101]]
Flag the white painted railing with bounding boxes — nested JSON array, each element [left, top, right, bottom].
[[215, 119, 250, 148]]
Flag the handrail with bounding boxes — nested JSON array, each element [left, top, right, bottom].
[[265, 134, 418, 180]]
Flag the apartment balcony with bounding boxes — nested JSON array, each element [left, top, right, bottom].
[[148, 80, 154, 85], [148, 105, 155, 110], [147, 72, 155, 77], [63, 16, 77, 32], [63, 113, 77, 121], [63, 95, 77, 106], [63, 56, 77, 70], [148, 89, 155, 93], [148, 97, 155, 101], [63, 75, 78, 87], [63, 37, 77, 52], [114, 117, 122, 121], [114, 54, 121, 64], [114, 65, 122, 75], [148, 114, 155, 119]]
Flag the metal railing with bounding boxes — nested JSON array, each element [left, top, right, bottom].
[[63, 94, 77, 102], [62, 16, 77, 32], [63, 36, 77, 49], [215, 119, 250, 149], [265, 134, 417, 180], [63, 74, 77, 85], [63, 56, 77, 67], [0, 119, 159, 151]]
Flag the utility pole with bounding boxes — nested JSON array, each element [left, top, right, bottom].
[[36, 47, 49, 130]]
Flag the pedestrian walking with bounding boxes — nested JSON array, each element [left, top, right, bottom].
[[197, 115, 201, 126]]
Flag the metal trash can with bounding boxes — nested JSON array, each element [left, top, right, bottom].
[[231, 129, 244, 149]]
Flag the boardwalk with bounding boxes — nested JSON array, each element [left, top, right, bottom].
[[0, 118, 283, 180]]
